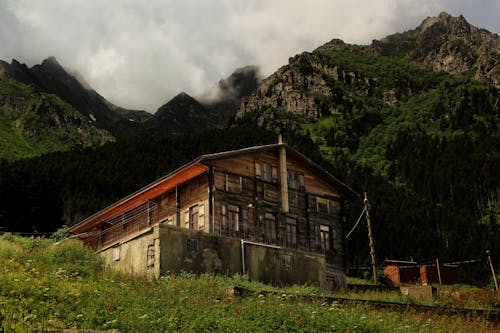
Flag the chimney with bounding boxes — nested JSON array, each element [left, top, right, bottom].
[[278, 135, 289, 213]]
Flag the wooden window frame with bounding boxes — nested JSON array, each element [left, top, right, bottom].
[[319, 224, 332, 253], [287, 169, 305, 190], [316, 197, 329, 214], [225, 174, 242, 193], [264, 212, 277, 244], [285, 217, 297, 247], [226, 204, 240, 234], [188, 205, 199, 230], [255, 161, 278, 183]]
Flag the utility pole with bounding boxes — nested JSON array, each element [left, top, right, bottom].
[[364, 192, 378, 285], [436, 258, 442, 285], [486, 250, 499, 292]]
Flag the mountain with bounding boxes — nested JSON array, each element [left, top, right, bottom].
[[0, 66, 114, 159], [146, 66, 260, 135], [146, 92, 219, 135], [236, 12, 499, 263], [0, 58, 259, 158], [238, 12, 499, 122], [203, 65, 260, 125], [371, 12, 500, 86], [0, 57, 151, 154]]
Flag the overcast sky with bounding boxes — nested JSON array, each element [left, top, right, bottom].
[[1, 0, 498, 112]]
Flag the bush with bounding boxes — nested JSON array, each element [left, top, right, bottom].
[[45, 239, 103, 277]]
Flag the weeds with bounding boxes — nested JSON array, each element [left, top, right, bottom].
[[0, 234, 497, 332]]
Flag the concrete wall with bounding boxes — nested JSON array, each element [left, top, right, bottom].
[[159, 224, 328, 289], [244, 241, 326, 288], [100, 227, 160, 279], [159, 224, 242, 276], [98, 224, 331, 290]]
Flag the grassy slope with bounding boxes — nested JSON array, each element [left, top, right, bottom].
[[0, 76, 113, 160], [0, 234, 496, 332]]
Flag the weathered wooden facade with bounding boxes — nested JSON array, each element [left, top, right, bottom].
[[69, 144, 357, 289]]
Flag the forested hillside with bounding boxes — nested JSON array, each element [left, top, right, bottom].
[[0, 125, 277, 232], [236, 13, 500, 268]]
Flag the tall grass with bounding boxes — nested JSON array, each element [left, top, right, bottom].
[[0, 234, 496, 332]]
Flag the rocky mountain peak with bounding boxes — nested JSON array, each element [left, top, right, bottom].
[[237, 13, 499, 125], [154, 92, 204, 119], [163, 92, 200, 108], [217, 65, 260, 100], [417, 12, 477, 39], [372, 13, 500, 86], [41, 56, 60, 66]]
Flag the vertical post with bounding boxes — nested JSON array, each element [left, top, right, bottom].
[[208, 167, 214, 234], [279, 135, 289, 214], [175, 186, 180, 227], [487, 250, 499, 292], [305, 193, 311, 252], [436, 258, 442, 285], [364, 192, 378, 285]]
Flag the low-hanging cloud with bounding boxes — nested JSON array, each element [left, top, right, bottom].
[[1, 0, 498, 112]]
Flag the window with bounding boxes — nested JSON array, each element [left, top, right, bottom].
[[319, 225, 332, 253], [287, 170, 305, 190], [261, 162, 272, 182], [226, 174, 242, 193], [226, 204, 240, 234], [264, 213, 277, 244], [285, 217, 297, 247], [188, 205, 199, 230], [316, 197, 329, 213], [146, 242, 155, 269], [255, 161, 277, 182], [113, 246, 121, 261]]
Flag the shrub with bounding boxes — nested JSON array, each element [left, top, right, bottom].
[[45, 239, 103, 277]]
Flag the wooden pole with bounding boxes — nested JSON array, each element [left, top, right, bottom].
[[279, 137, 289, 214], [487, 250, 499, 292], [364, 192, 378, 285], [436, 258, 442, 285]]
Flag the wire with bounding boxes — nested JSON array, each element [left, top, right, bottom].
[[345, 207, 367, 239]]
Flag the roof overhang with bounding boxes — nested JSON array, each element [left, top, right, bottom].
[[69, 162, 207, 234]]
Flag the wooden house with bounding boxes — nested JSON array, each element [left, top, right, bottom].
[[69, 143, 357, 290]]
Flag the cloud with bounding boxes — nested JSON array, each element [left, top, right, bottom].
[[0, 0, 498, 112]]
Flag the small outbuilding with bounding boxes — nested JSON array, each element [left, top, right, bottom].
[[420, 261, 458, 285], [382, 259, 420, 284]]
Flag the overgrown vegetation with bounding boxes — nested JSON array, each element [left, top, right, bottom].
[[0, 234, 496, 332]]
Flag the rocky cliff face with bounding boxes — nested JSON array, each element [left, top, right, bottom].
[[237, 13, 499, 123], [372, 12, 500, 86]]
